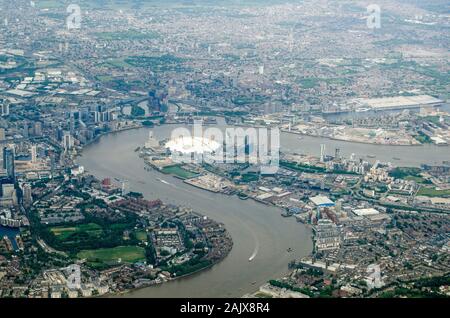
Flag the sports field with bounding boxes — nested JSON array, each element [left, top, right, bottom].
[[161, 165, 198, 179], [417, 187, 450, 197], [50, 223, 103, 240], [77, 246, 146, 264]]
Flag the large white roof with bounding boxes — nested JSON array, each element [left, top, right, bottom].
[[310, 195, 334, 206], [353, 208, 380, 216], [356, 95, 442, 109], [166, 136, 221, 154]]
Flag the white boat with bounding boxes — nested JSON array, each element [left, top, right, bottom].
[[249, 245, 258, 262], [157, 178, 170, 185], [355, 108, 371, 113]]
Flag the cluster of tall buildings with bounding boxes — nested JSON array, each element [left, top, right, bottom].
[[21, 121, 43, 138], [0, 146, 17, 207], [148, 89, 169, 113], [0, 145, 33, 209]]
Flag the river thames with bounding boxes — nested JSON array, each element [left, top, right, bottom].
[[78, 125, 313, 298], [77, 122, 450, 297]]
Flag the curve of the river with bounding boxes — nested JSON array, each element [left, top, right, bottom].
[[78, 126, 313, 298], [77, 122, 450, 297]]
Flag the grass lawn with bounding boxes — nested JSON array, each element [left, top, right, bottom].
[[135, 230, 148, 242], [417, 187, 450, 197], [232, 95, 266, 105], [280, 161, 326, 173], [389, 167, 428, 181], [161, 165, 198, 179], [77, 246, 146, 264], [96, 75, 114, 82], [50, 223, 102, 241], [404, 175, 427, 183], [104, 58, 132, 69], [298, 78, 319, 89]]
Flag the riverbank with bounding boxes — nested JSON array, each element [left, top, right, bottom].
[[110, 255, 224, 297], [82, 124, 143, 148], [105, 229, 233, 297], [281, 129, 424, 147]]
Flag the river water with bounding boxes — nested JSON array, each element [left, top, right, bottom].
[[0, 225, 19, 250], [281, 132, 450, 167], [307, 105, 450, 166], [77, 122, 449, 297]]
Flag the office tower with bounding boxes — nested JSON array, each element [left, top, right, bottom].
[[22, 122, 29, 138], [69, 112, 75, 134], [63, 132, 73, 152], [31, 145, 37, 163], [33, 121, 42, 136], [335, 148, 340, 160], [72, 110, 80, 121], [3, 147, 15, 181], [95, 104, 106, 113], [93, 111, 100, 123], [22, 183, 32, 207], [68, 109, 81, 134], [55, 127, 64, 141], [320, 144, 326, 163], [258, 65, 264, 75], [148, 91, 159, 112], [1, 101, 10, 116], [100, 111, 111, 122]]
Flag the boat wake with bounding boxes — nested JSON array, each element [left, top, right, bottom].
[[157, 178, 177, 188], [248, 237, 259, 262], [248, 247, 258, 262]]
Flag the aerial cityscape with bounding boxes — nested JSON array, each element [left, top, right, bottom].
[[0, 0, 449, 302]]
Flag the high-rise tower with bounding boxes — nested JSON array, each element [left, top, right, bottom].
[[3, 146, 15, 181]]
